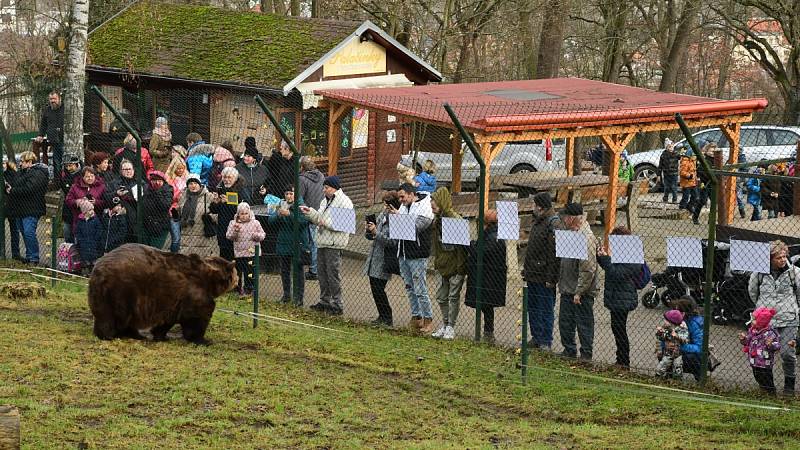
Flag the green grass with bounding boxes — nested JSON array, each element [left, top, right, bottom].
[[1, 270, 799, 449]]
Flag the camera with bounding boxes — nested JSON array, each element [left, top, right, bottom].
[[112, 196, 121, 205]]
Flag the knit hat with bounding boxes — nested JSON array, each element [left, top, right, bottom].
[[398, 182, 416, 193], [148, 170, 166, 182], [533, 192, 552, 210], [323, 176, 341, 190], [664, 309, 684, 326], [561, 202, 583, 217], [65, 154, 81, 165], [186, 173, 201, 185], [244, 136, 257, 151], [236, 202, 252, 220], [89, 151, 110, 167], [244, 146, 260, 160], [752, 307, 777, 330]]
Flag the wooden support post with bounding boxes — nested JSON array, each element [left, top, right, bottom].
[[451, 133, 462, 193], [0, 406, 19, 450], [600, 133, 635, 244], [327, 104, 349, 175], [565, 137, 575, 176], [719, 123, 741, 225], [480, 142, 491, 211]]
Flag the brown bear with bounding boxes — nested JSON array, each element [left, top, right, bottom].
[[88, 243, 238, 344]]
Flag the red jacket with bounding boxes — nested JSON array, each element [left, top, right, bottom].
[[65, 177, 106, 228]]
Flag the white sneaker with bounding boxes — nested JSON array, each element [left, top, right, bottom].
[[431, 326, 447, 338], [442, 326, 455, 340]]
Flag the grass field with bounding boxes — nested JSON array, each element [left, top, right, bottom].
[[1, 270, 799, 449]]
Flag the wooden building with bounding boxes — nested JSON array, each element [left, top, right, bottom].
[[84, 1, 441, 205]]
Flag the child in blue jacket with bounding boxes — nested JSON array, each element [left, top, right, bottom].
[[414, 159, 437, 193]]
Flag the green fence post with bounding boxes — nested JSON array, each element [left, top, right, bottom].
[[50, 218, 58, 288], [253, 244, 260, 328], [676, 113, 717, 385], [521, 285, 529, 385], [443, 103, 485, 343], [0, 136, 5, 260]]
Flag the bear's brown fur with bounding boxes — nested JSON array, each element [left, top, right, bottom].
[[88, 244, 237, 344]]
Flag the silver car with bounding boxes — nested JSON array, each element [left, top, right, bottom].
[[628, 125, 800, 189], [399, 138, 567, 184]]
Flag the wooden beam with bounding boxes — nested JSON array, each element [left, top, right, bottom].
[[565, 137, 575, 176], [327, 103, 349, 175], [480, 142, 491, 211], [718, 123, 741, 225], [488, 142, 506, 165], [599, 133, 634, 244], [451, 133, 462, 193]]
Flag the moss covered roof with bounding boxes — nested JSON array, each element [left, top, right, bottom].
[[87, 1, 360, 87]]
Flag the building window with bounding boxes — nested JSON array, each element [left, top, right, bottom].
[[301, 109, 329, 158]]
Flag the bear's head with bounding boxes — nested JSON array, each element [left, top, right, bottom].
[[202, 256, 238, 297]]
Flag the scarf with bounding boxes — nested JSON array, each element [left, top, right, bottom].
[[181, 189, 203, 227]]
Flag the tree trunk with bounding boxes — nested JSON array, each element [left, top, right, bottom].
[[601, 1, 628, 83], [452, 33, 473, 83], [715, 35, 735, 98], [64, 0, 89, 162], [311, 0, 319, 17], [260, 0, 271, 13], [0, 115, 15, 165], [518, 0, 536, 78], [272, 0, 285, 15], [657, 0, 699, 92], [289, 0, 300, 16], [535, 0, 567, 79]]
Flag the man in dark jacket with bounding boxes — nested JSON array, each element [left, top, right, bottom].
[[299, 156, 325, 279], [523, 192, 560, 351], [141, 171, 174, 249], [7, 152, 49, 264], [235, 145, 268, 204], [658, 139, 680, 203], [267, 140, 295, 198], [36, 90, 64, 175]]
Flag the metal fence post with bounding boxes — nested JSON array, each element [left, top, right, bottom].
[[0, 136, 5, 260], [521, 285, 529, 385], [253, 245, 260, 328], [50, 218, 57, 288]]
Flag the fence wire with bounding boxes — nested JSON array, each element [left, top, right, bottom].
[[3, 82, 800, 400]]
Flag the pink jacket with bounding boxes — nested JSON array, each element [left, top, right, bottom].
[[225, 216, 265, 258]]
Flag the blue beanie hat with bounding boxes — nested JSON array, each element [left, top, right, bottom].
[[323, 175, 341, 190]]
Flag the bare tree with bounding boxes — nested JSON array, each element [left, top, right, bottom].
[[64, 0, 90, 160], [535, 0, 568, 78]]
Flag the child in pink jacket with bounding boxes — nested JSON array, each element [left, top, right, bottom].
[[226, 202, 265, 296]]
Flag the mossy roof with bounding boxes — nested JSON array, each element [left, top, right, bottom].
[[87, 1, 360, 87]]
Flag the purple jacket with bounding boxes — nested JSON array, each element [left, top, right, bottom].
[[65, 177, 106, 228], [741, 326, 782, 369]]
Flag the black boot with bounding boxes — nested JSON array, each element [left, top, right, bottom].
[[784, 376, 795, 396]]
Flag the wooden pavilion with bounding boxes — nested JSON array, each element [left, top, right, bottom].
[[317, 78, 768, 237]]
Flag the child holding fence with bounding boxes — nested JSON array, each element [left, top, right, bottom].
[[226, 202, 266, 296], [655, 309, 689, 378]]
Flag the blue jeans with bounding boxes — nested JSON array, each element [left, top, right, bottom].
[[169, 219, 181, 253], [16, 216, 40, 264], [527, 282, 556, 347], [400, 257, 432, 319], [8, 217, 20, 259], [692, 186, 710, 221], [308, 224, 318, 274], [679, 186, 697, 209], [662, 174, 678, 202]]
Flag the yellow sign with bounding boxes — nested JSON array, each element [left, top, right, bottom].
[[323, 39, 386, 78]]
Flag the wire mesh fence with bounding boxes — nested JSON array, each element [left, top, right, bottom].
[[2, 80, 800, 398]]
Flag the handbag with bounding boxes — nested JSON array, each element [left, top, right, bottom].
[[201, 194, 216, 238]]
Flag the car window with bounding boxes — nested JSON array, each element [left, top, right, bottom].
[[769, 130, 800, 146], [741, 129, 768, 146], [696, 130, 723, 147]]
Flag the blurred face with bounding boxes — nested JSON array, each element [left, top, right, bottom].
[[83, 171, 96, 185], [323, 185, 336, 197], [280, 145, 292, 160], [285, 190, 295, 203], [150, 178, 164, 188], [398, 189, 415, 206], [20, 159, 33, 169], [563, 214, 582, 231], [430, 199, 439, 214], [188, 181, 201, 193], [121, 164, 134, 178], [65, 162, 79, 173], [770, 249, 788, 270], [48, 93, 60, 108], [237, 210, 249, 221], [97, 159, 109, 171], [175, 164, 186, 176], [243, 154, 256, 165], [222, 172, 237, 187]]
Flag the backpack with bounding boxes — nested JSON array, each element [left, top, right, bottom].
[[56, 242, 82, 274], [755, 266, 798, 301], [632, 262, 652, 290]]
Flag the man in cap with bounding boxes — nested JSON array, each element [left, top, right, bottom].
[[300, 175, 353, 315], [557, 202, 599, 360], [523, 192, 561, 351], [236, 142, 268, 204]]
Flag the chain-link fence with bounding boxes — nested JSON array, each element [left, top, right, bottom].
[[3, 80, 800, 398]]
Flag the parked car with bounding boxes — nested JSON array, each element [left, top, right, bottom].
[[627, 125, 800, 189], [399, 138, 567, 185]]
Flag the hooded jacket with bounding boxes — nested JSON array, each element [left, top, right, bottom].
[[303, 189, 353, 250], [299, 169, 325, 209], [597, 255, 640, 312], [465, 223, 506, 308], [65, 175, 107, 228], [141, 172, 174, 234], [523, 209, 560, 285], [186, 143, 214, 185], [557, 220, 598, 297], [235, 160, 268, 204], [268, 197, 310, 257], [414, 171, 437, 193], [396, 193, 434, 259], [658, 149, 680, 177], [9, 163, 49, 218], [430, 188, 467, 277], [741, 325, 782, 369], [748, 264, 800, 328], [226, 204, 266, 258], [679, 156, 697, 188]]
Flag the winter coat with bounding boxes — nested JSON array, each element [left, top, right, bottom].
[[99, 209, 128, 255], [186, 143, 214, 185], [75, 215, 102, 263], [303, 189, 353, 250], [657, 322, 690, 357], [235, 161, 268, 205], [177, 188, 217, 257], [761, 178, 780, 211], [618, 162, 634, 183], [39, 104, 63, 144], [209, 179, 251, 251], [523, 210, 560, 285], [299, 169, 325, 209], [465, 224, 506, 308], [741, 326, 782, 369], [268, 198, 310, 257], [679, 157, 697, 188], [113, 147, 154, 179], [98, 170, 119, 188], [57, 167, 81, 223], [102, 176, 139, 243], [430, 189, 467, 277], [65, 177, 107, 229], [681, 314, 704, 355], [266, 150, 294, 197], [597, 255, 640, 312], [396, 193, 434, 259], [149, 133, 172, 172], [8, 164, 48, 218], [226, 212, 266, 258], [748, 264, 800, 328], [745, 177, 762, 206], [414, 172, 437, 193], [141, 181, 174, 234], [557, 220, 599, 297], [780, 179, 794, 216], [658, 150, 680, 177], [364, 211, 393, 280]]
